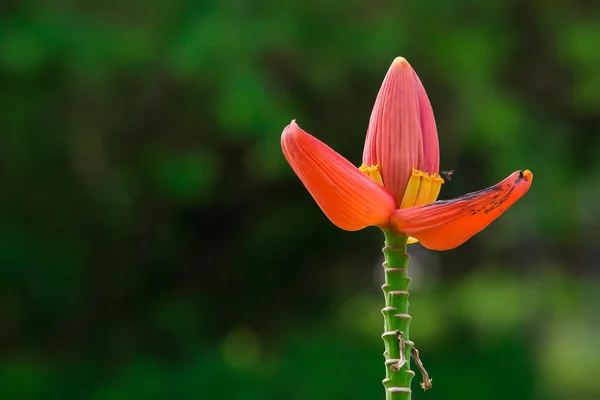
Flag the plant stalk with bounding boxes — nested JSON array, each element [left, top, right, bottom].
[[380, 229, 414, 399]]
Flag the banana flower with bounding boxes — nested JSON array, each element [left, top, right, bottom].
[[281, 57, 532, 250]]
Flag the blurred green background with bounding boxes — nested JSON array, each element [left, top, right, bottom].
[[1, 1, 599, 399]]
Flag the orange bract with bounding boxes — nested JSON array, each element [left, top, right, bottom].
[[281, 121, 397, 231], [390, 170, 533, 250]]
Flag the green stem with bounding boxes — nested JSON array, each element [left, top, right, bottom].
[[380, 229, 414, 399]]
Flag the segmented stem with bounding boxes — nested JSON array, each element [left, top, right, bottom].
[[381, 229, 414, 399]]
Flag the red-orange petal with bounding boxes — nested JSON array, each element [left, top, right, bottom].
[[390, 170, 533, 250], [282, 121, 397, 231]]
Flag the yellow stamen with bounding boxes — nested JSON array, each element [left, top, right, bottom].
[[414, 173, 432, 206], [401, 169, 445, 208], [428, 174, 444, 204], [359, 164, 384, 185], [401, 170, 445, 245], [407, 237, 419, 244], [359, 166, 444, 246], [400, 168, 423, 208]]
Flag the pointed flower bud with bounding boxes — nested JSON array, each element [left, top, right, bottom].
[[362, 57, 440, 204]]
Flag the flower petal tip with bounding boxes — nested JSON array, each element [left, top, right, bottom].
[[282, 119, 299, 136], [392, 56, 410, 68], [521, 169, 533, 182]]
